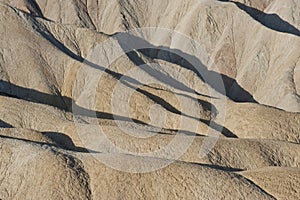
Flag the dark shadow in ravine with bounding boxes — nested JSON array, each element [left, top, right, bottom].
[[0, 134, 99, 153], [218, 0, 300, 37], [0, 80, 147, 126], [134, 86, 236, 137], [115, 32, 256, 103], [43, 132, 99, 153], [5, 16, 238, 137], [30, 17, 144, 86], [25, 4, 252, 102], [29, 0, 44, 17], [0, 119, 13, 128], [14, 0, 45, 18], [30, 16, 219, 100], [28, 16, 221, 115], [106, 80, 236, 137], [0, 80, 237, 138], [196, 163, 244, 172]]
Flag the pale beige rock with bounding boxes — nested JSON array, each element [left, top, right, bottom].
[[77, 153, 275, 200], [0, 0, 299, 199], [0, 136, 91, 199], [241, 167, 300, 200]]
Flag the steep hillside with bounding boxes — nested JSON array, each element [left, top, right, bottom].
[[0, 0, 299, 199]]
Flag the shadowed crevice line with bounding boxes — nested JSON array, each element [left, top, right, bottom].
[[116, 80, 236, 138], [1, 17, 239, 138], [0, 134, 99, 153], [193, 162, 244, 172], [115, 32, 257, 103], [0, 120, 13, 128], [6, 0, 55, 23], [72, 103, 148, 125], [0, 81, 196, 136], [238, 174, 278, 199], [12, 0, 44, 18], [136, 87, 181, 115], [202, 120, 237, 138], [7, 16, 238, 137], [43, 132, 100, 153], [123, 50, 202, 96], [27, 0, 44, 18], [0, 80, 237, 138], [219, 0, 300, 37], [154, 86, 219, 100], [114, 36, 210, 98], [30, 17, 144, 86], [0, 80, 147, 126], [138, 86, 219, 116], [26, 16, 219, 107], [30, 16, 214, 102], [119, 81, 237, 138], [72, 0, 97, 30], [8, 0, 53, 22], [151, 129, 204, 137]]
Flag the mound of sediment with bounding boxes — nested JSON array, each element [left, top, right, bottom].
[[0, 0, 299, 199]]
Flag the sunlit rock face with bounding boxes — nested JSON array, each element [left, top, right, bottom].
[[0, 0, 299, 199]]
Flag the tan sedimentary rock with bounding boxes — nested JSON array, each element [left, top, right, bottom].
[[0, 0, 299, 199]]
